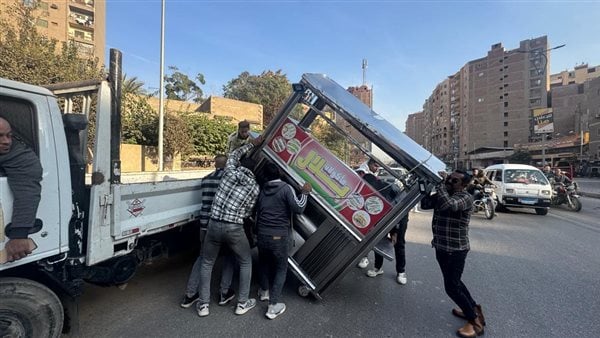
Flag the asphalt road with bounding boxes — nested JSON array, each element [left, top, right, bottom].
[[73, 197, 600, 337]]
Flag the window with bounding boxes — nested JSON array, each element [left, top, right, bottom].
[[36, 18, 48, 27], [0, 95, 39, 154], [479, 72, 484, 77], [503, 141, 508, 148], [504, 131, 508, 137], [504, 102, 508, 107], [22, 0, 35, 7], [478, 98, 484, 103], [504, 122, 508, 127], [39, 1, 49, 10], [504, 112, 508, 118]]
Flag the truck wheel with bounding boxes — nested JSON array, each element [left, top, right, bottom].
[[535, 208, 548, 215], [0, 277, 64, 338]]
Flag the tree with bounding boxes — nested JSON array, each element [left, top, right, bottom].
[[223, 70, 292, 125], [0, 1, 103, 85], [122, 74, 146, 96], [182, 113, 236, 155], [508, 150, 532, 165], [164, 66, 206, 103]]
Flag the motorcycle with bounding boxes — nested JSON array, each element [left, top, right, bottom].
[[472, 185, 496, 219], [551, 182, 582, 212]]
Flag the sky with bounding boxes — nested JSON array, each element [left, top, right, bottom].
[[106, 0, 600, 131]]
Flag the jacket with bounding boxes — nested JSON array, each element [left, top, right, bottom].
[[256, 179, 307, 237]]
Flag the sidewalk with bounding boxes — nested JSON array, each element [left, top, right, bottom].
[[575, 178, 600, 199]]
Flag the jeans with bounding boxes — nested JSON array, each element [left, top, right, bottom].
[[257, 234, 289, 305], [435, 249, 477, 320], [374, 220, 408, 273], [199, 219, 252, 304], [185, 228, 235, 297]]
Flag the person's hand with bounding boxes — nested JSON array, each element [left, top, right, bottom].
[[250, 135, 263, 146], [5, 239, 34, 262], [301, 182, 312, 195], [391, 233, 397, 245], [438, 171, 448, 179]]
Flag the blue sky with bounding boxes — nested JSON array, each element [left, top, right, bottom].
[[106, 0, 600, 131]]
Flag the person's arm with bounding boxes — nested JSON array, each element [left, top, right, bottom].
[[436, 185, 472, 212], [286, 183, 310, 214]]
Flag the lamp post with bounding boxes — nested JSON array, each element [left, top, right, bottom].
[[158, 0, 166, 171]]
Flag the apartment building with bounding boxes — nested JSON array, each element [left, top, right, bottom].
[[404, 111, 425, 147], [588, 77, 600, 161], [1, 0, 105, 64], [347, 85, 373, 108], [550, 64, 600, 87]]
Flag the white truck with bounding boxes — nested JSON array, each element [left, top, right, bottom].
[[0, 50, 208, 337]]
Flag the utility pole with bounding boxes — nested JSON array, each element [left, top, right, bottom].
[[362, 59, 368, 86]]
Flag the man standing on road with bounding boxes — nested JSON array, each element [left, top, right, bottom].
[[227, 120, 254, 153], [255, 162, 311, 319], [197, 138, 262, 317], [421, 170, 486, 338], [355, 159, 380, 269], [180, 155, 237, 309], [0, 117, 43, 263]]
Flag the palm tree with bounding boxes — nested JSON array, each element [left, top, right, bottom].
[[121, 74, 146, 96]]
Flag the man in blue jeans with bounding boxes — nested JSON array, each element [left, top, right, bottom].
[[255, 162, 311, 319], [180, 155, 236, 309], [197, 138, 262, 317]]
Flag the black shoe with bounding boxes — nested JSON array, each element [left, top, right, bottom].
[[180, 293, 199, 308], [219, 290, 236, 306]]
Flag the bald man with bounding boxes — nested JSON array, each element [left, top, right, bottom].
[[0, 117, 43, 263]]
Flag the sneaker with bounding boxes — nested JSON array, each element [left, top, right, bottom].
[[180, 293, 199, 308], [235, 298, 256, 315], [218, 289, 236, 306], [197, 303, 209, 317], [265, 303, 286, 319], [258, 289, 270, 301], [357, 257, 369, 269], [366, 268, 384, 277], [397, 272, 407, 285]]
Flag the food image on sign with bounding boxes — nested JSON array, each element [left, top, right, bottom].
[[282, 122, 297, 139], [286, 138, 301, 154], [272, 136, 286, 153], [346, 193, 365, 211], [352, 210, 371, 228], [267, 118, 392, 235], [364, 196, 384, 215]]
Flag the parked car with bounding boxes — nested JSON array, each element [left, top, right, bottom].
[[484, 164, 553, 215], [377, 167, 407, 187]]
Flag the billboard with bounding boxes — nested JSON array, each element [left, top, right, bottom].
[[267, 118, 392, 235], [533, 108, 554, 134]]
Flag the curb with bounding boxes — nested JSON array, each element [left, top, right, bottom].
[[579, 191, 600, 199]]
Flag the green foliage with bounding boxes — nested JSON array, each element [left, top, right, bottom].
[[121, 94, 157, 145], [222, 70, 292, 125], [0, 1, 103, 85], [122, 74, 146, 96], [311, 117, 346, 160], [164, 66, 206, 103], [508, 150, 532, 165], [182, 113, 236, 155]]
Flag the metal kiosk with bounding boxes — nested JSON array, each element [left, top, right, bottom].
[[254, 74, 446, 299]]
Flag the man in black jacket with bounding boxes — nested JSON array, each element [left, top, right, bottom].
[[255, 162, 311, 319], [0, 117, 43, 263]]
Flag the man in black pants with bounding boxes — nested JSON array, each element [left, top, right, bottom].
[[421, 170, 486, 338]]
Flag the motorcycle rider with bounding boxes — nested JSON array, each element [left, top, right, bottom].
[[469, 170, 495, 202]]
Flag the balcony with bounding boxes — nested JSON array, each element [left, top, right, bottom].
[[70, 0, 95, 10]]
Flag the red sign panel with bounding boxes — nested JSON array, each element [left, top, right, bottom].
[[267, 118, 392, 235]]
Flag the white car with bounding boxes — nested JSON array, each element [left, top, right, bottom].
[[484, 164, 553, 215]]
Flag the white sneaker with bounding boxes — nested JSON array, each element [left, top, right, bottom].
[[366, 268, 384, 277], [197, 303, 209, 317], [357, 257, 369, 269], [265, 303, 286, 319], [397, 272, 407, 285], [258, 289, 270, 301], [235, 298, 256, 315]]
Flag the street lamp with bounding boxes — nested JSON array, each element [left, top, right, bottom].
[[516, 44, 566, 76]]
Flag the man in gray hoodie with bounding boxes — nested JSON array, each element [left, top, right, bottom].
[[256, 162, 311, 319]]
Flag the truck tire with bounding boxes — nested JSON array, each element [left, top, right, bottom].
[[0, 277, 64, 338]]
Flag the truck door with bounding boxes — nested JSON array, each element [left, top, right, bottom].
[[0, 87, 68, 268]]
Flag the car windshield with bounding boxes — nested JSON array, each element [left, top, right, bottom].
[[504, 169, 549, 185]]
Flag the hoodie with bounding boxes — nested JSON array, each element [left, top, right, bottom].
[[256, 179, 308, 237]]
